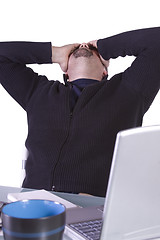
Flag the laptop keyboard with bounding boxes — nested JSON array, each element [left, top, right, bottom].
[[69, 219, 102, 240]]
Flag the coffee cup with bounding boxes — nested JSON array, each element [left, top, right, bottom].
[[1, 199, 66, 240]]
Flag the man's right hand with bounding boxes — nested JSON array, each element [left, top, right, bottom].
[[88, 40, 110, 69], [52, 43, 80, 72]]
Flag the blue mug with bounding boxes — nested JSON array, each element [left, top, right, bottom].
[[1, 199, 66, 240]]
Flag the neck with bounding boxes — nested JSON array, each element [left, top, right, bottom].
[[67, 57, 105, 82], [68, 63, 103, 82]]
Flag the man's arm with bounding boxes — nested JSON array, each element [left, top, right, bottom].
[[0, 42, 52, 110], [0, 41, 80, 109], [89, 27, 160, 112], [0, 42, 52, 64]]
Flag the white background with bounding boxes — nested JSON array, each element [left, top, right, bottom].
[[0, 0, 160, 187]]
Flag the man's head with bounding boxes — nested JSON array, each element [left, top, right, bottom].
[[66, 43, 109, 82]]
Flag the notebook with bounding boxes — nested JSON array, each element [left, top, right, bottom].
[[65, 125, 160, 240], [7, 189, 76, 209]]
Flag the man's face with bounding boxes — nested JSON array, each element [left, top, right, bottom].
[[67, 43, 108, 81]]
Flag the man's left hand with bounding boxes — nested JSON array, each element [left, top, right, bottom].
[[52, 43, 80, 72]]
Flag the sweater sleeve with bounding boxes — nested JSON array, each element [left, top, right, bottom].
[[97, 27, 160, 110], [0, 42, 52, 110]]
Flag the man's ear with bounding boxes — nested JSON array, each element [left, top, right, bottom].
[[103, 60, 110, 77], [65, 73, 69, 79], [103, 68, 108, 77]]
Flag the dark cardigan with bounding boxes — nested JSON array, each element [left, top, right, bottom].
[[0, 27, 160, 196]]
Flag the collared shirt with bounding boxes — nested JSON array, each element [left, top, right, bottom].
[[69, 78, 99, 112]]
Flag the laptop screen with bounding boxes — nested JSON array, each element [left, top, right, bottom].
[[101, 125, 160, 240]]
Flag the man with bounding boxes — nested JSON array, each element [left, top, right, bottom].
[[0, 27, 160, 197]]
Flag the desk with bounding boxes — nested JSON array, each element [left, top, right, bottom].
[[0, 186, 105, 240]]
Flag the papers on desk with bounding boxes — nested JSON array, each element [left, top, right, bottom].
[[7, 189, 77, 209]]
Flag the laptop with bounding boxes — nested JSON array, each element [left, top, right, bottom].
[[65, 125, 160, 240]]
